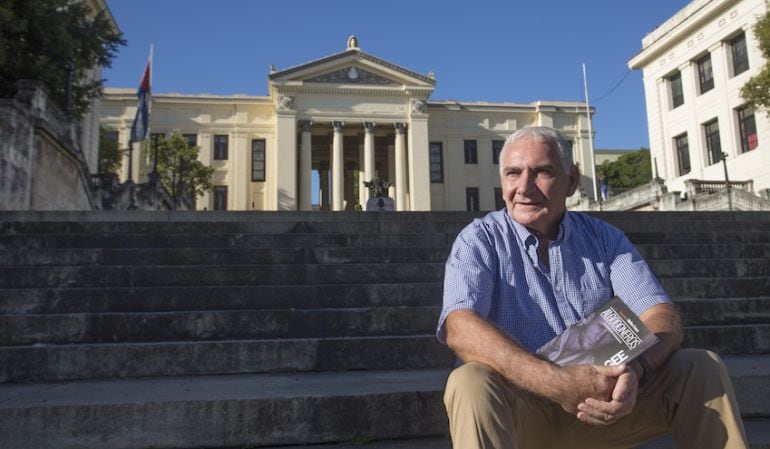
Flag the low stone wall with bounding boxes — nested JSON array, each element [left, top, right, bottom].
[[0, 81, 93, 210]]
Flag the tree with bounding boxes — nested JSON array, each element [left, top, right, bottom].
[[598, 148, 652, 189], [149, 134, 214, 200], [741, 11, 770, 111], [0, 0, 125, 119], [98, 127, 123, 176]]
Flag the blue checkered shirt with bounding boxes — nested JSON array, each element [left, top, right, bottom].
[[437, 210, 670, 353]]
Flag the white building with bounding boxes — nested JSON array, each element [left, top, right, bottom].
[[101, 37, 596, 211], [628, 0, 770, 199]]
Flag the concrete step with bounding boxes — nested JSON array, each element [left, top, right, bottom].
[[257, 420, 770, 449], [683, 324, 770, 354], [0, 232, 457, 250], [3, 210, 770, 232], [3, 258, 768, 289], [1, 354, 768, 449], [627, 231, 770, 245], [0, 335, 454, 382], [4, 243, 770, 266], [637, 243, 770, 260], [1, 324, 765, 382], [0, 219, 472, 236], [0, 246, 451, 266], [3, 229, 770, 250], [257, 419, 770, 449], [0, 307, 441, 345], [2, 299, 768, 346], [674, 297, 770, 325], [661, 276, 770, 298], [648, 258, 770, 277], [0, 283, 443, 314], [0, 263, 445, 288]]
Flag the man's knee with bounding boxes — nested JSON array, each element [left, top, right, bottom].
[[444, 362, 509, 410], [666, 348, 729, 378]]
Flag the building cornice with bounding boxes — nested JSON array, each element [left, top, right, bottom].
[[103, 89, 271, 105], [428, 99, 592, 114], [628, 0, 740, 69], [274, 84, 432, 98]]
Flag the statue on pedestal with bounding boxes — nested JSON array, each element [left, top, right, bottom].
[[364, 177, 395, 211]]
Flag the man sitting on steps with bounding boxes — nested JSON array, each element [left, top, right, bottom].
[[436, 126, 748, 449]]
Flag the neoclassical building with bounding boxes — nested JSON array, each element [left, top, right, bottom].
[[628, 0, 770, 198], [101, 37, 595, 211]]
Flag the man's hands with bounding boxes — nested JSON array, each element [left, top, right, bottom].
[[571, 365, 639, 426]]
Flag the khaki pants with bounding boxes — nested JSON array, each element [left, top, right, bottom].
[[444, 349, 748, 449]]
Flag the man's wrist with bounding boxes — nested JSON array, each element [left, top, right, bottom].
[[631, 356, 653, 387]]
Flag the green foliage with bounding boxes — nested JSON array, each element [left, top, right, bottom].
[[0, 0, 125, 118], [598, 148, 652, 189], [149, 134, 214, 199], [741, 11, 770, 112], [98, 127, 123, 176]]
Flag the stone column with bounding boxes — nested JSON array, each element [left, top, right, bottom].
[[394, 122, 407, 211], [275, 112, 298, 210], [363, 122, 376, 202], [331, 121, 344, 211], [299, 120, 313, 210]]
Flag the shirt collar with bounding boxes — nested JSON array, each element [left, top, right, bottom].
[[505, 210, 573, 248]]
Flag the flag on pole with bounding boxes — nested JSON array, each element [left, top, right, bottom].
[[130, 49, 152, 143]]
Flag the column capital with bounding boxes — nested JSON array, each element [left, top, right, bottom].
[[363, 121, 376, 133], [332, 121, 345, 131], [298, 120, 313, 132], [394, 122, 407, 134]]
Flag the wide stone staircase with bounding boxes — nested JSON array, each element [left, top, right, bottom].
[[0, 210, 768, 449]]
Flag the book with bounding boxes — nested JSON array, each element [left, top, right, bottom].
[[536, 297, 659, 367]]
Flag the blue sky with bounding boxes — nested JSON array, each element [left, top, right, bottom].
[[104, 0, 691, 150]]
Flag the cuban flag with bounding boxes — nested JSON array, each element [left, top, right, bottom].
[[130, 52, 152, 143]]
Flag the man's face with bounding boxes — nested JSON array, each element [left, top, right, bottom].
[[499, 136, 578, 238]]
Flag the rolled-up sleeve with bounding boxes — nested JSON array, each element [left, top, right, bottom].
[[606, 227, 671, 317], [436, 222, 497, 344]]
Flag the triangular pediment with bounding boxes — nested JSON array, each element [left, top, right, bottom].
[[269, 48, 436, 89]]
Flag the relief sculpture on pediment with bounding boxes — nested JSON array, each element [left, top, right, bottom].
[[306, 67, 395, 85]]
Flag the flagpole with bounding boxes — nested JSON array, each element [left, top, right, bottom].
[[582, 63, 599, 201]]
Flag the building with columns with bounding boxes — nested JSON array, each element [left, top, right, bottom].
[[101, 37, 595, 211], [628, 0, 770, 199]]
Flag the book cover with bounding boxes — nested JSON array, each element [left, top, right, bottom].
[[536, 297, 659, 366]]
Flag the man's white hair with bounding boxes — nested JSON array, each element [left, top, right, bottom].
[[499, 126, 574, 176]]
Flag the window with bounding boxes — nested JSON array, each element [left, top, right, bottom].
[[251, 139, 266, 182], [105, 130, 119, 143], [697, 53, 714, 94], [730, 32, 749, 76], [213, 134, 229, 160], [494, 187, 505, 210], [737, 106, 758, 153], [669, 71, 684, 109], [213, 186, 228, 211], [492, 140, 504, 165], [703, 119, 722, 165], [466, 187, 479, 211], [429, 142, 443, 183], [674, 133, 691, 176], [464, 140, 478, 164], [183, 134, 197, 148]]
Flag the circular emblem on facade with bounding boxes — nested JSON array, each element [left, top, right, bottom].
[[348, 66, 359, 80]]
